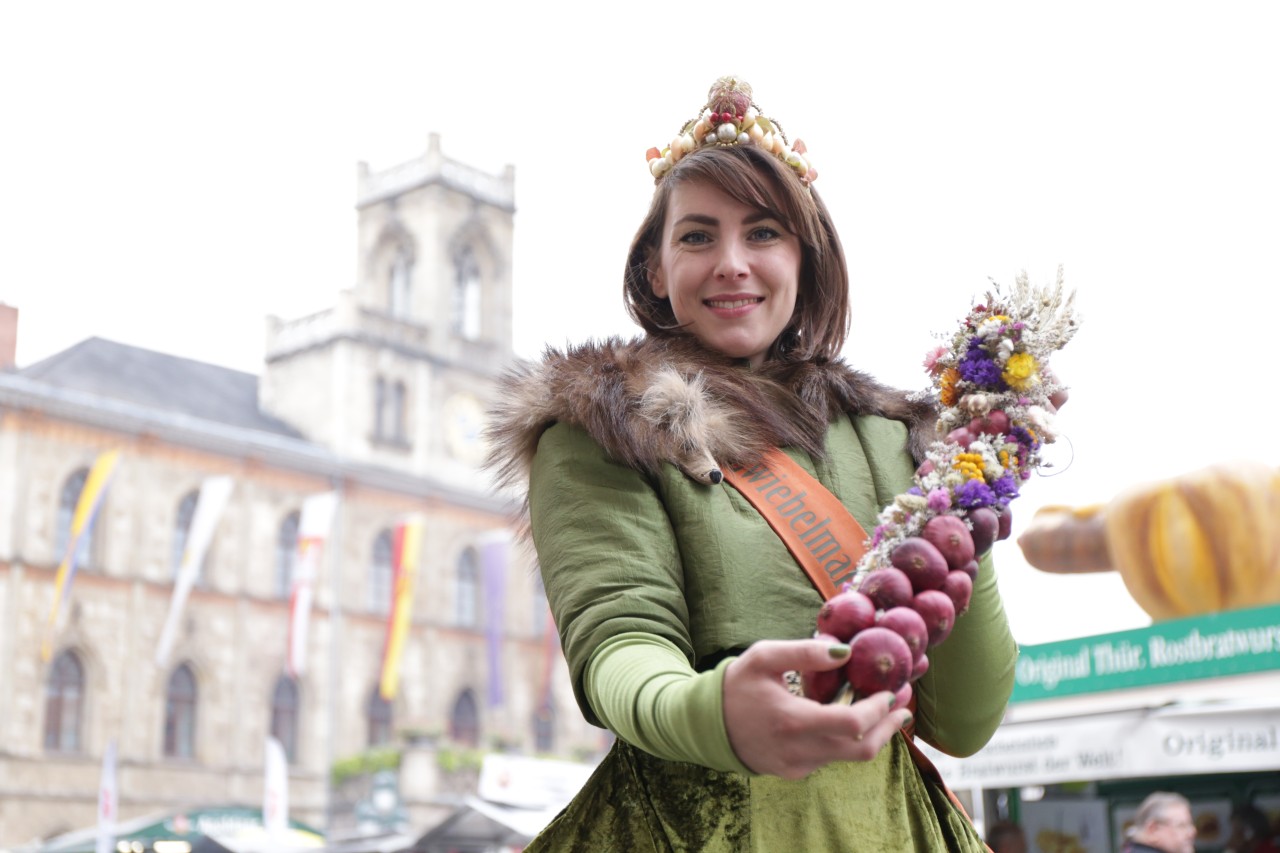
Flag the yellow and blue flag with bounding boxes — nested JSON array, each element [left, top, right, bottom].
[[44, 448, 121, 660], [379, 514, 423, 700]]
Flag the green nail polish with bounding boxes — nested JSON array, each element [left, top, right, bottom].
[[900, 713, 914, 729], [828, 644, 851, 659], [887, 694, 898, 709]]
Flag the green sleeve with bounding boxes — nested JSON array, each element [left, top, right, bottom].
[[585, 632, 752, 773], [527, 422, 694, 728], [912, 550, 1017, 756]]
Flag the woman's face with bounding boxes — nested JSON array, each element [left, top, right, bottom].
[[648, 180, 801, 367]]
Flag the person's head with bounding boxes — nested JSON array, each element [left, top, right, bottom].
[[1228, 804, 1273, 851], [624, 80, 850, 366], [985, 819, 1028, 853], [1131, 792, 1196, 853]]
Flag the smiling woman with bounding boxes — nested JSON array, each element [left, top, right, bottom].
[[485, 76, 1016, 851]]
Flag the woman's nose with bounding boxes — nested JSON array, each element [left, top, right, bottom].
[[714, 241, 749, 279]]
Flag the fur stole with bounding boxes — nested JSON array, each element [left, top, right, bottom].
[[485, 335, 937, 491]]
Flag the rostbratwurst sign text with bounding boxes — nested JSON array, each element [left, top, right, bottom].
[[1012, 603, 1280, 702]]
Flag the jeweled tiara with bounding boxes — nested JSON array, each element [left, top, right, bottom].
[[646, 76, 817, 186]]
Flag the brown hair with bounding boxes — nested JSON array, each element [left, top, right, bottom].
[[623, 144, 850, 362]]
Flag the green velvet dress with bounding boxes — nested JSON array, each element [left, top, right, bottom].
[[524, 413, 1015, 851]]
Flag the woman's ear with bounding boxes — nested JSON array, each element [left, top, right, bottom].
[[649, 266, 667, 299]]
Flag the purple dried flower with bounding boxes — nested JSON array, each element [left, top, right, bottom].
[[958, 339, 1006, 388], [1010, 425, 1040, 451], [992, 474, 1020, 504], [954, 478, 997, 509]]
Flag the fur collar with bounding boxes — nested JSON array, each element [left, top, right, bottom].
[[485, 335, 936, 490]]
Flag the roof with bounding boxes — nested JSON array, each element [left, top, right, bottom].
[[408, 796, 561, 852], [19, 337, 302, 438]]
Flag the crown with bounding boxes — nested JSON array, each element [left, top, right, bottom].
[[646, 76, 817, 187]]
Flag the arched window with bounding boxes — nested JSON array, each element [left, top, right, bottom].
[[456, 548, 479, 627], [391, 381, 407, 442], [269, 675, 300, 763], [44, 650, 85, 753], [452, 250, 482, 340], [449, 689, 479, 747], [163, 664, 198, 759], [170, 490, 201, 581], [370, 529, 394, 614], [533, 700, 555, 754], [275, 511, 300, 599], [55, 467, 94, 570], [373, 377, 387, 441], [388, 248, 413, 319], [367, 687, 393, 747]]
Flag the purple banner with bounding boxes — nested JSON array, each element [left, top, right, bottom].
[[480, 534, 508, 707]]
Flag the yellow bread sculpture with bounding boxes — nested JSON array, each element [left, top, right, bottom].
[[1018, 461, 1280, 621]]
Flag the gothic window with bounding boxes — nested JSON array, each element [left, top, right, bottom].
[[452, 249, 482, 340], [373, 377, 387, 441], [533, 700, 555, 754], [269, 675, 300, 763], [55, 467, 95, 570], [43, 650, 85, 753], [275, 511, 300, 599], [456, 547, 480, 627], [372, 377, 409, 447], [367, 686, 393, 747], [391, 381, 407, 442], [170, 490, 205, 581], [449, 689, 479, 747], [370, 529, 394, 614], [163, 664, 198, 759], [388, 248, 413, 319]]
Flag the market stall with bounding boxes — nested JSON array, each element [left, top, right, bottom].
[[919, 602, 1280, 852]]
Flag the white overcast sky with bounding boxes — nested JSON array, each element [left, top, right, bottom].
[[3, 2, 1278, 645]]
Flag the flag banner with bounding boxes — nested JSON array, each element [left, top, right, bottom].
[[44, 448, 121, 660], [379, 515, 423, 700], [480, 531, 510, 708], [155, 476, 234, 667], [96, 738, 117, 853], [263, 736, 288, 841], [288, 491, 339, 678]]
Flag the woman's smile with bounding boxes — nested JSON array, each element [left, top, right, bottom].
[[705, 294, 765, 314]]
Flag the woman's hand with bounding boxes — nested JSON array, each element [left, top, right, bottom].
[[722, 638, 913, 780]]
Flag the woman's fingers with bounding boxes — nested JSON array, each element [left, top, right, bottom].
[[723, 639, 914, 779]]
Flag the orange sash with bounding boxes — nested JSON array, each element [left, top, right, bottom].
[[722, 448, 990, 850], [722, 448, 870, 598]]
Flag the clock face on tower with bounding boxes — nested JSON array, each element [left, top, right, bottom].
[[443, 391, 487, 465]]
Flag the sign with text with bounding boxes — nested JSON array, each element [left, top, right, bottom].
[[918, 702, 1280, 788], [1012, 603, 1280, 702]]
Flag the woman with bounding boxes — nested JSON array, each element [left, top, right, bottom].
[[487, 76, 1016, 850]]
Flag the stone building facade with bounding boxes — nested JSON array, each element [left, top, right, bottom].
[[0, 137, 603, 850]]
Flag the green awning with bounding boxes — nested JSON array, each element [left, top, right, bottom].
[[39, 806, 324, 853]]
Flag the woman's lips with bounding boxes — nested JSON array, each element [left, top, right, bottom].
[[704, 295, 764, 316]]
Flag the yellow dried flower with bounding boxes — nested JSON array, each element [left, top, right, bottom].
[[1002, 351, 1039, 391], [953, 452, 986, 480]]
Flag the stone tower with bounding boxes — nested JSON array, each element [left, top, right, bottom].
[[260, 133, 515, 490]]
